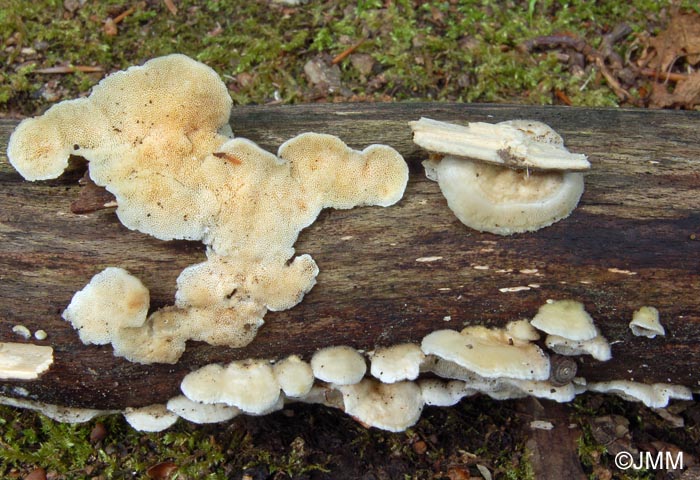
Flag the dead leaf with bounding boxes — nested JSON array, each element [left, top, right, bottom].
[[24, 469, 46, 480], [103, 18, 118, 36], [644, 11, 700, 71], [146, 461, 178, 479], [649, 71, 700, 109]]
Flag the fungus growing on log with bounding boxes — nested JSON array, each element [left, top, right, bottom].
[[338, 379, 424, 432], [123, 404, 178, 432], [7, 54, 409, 364], [311, 346, 367, 385], [410, 117, 588, 235], [369, 343, 425, 383], [180, 360, 281, 415], [166, 396, 241, 424], [586, 381, 692, 408], [0, 343, 54, 380], [531, 299, 612, 361], [421, 326, 550, 381], [629, 306, 665, 338]]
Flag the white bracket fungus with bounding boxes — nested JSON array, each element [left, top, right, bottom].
[[545, 332, 612, 362], [338, 379, 424, 432], [180, 360, 281, 415], [272, 355, 315, 398], [421, 326, 550, 381], [0, 395, 113, 423], [419, 379, 474, 407], [531, 299, 598, 341], [531, 299, 612, 361], [0, 342, 54, 380], [123, 404, 178, 432], [166, 396, 240, 424], [311, 346, 367, 385], [369, 343, 425, 383], [586, 381, 692, 409], [7, 54, 408, 364], [629, 306, 665, 338], [411, 117, 590, 171], [411, 118, 588, 235]]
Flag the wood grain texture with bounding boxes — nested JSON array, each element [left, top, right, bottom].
[[1, 103, 699, 409]]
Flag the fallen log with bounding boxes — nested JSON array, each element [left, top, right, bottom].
[[1, 103, 699, 410]]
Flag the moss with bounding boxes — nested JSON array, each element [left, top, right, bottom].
[[2, 0, 697, 115]]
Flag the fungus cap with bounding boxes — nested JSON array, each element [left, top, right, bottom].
[[586, 381, 692, 408], [419, 379, 473, 406], [123, 404, 178, 432], [545, 332, 612, 362], [531, 300, 598, 341], [0, 396, 112, 423], [505, 319, 540, 342], [629, 306, 665, 338], [421, 327, 550, 381], [410, 118, 590, 171], [338, 379, 424, 432], [369, 344, 425, 383], [62, 267, 149, 345], [0, 342, 54, 380], [166, 395, 240, 424], [272, 355, 314, 398], [311, 346, 367, 385], [180, 360, 281, 414]]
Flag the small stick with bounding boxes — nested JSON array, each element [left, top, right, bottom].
[[34, 65, 104, 74], [592, 56, 631, 101], [554, 89, 573, 106], [640, 68, 691, 83], [331, 38, 366, 65], [163, 0, 178, 15], [113, 6, 135, 24]]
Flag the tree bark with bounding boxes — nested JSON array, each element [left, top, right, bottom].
[[1, 103, 698, 409]]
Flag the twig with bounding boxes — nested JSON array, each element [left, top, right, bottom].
[[34, 65, 104, 74], [113, 6, 135, 25], [331, 39, 366, 65], [592, 55, 631, 101], [554, 89, 573, 106], [640, 68, 691, 83], [163, 0, 178, 15], [521, 32, 632, 101]]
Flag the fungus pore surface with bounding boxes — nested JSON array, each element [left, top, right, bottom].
[[7, 54, 409, 364]]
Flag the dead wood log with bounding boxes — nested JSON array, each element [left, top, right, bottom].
[[0, 103, 698, 409]]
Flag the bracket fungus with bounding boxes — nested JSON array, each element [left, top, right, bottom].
[[166, 396, 241, 425], [369, 343, 425, 383], [629, 306, 665, 338], [311, 346, 367, 385], [421, 326, 550, 381], [7, 54, 409, 364], [531, 300, 612, 361], [338, 379, 424, 433], [180, 360, 281, 415], [123, 404, 178, 432], [586, 381, 692, 409], [0, 343, 54, 380], [411, 117, 588, 235]]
